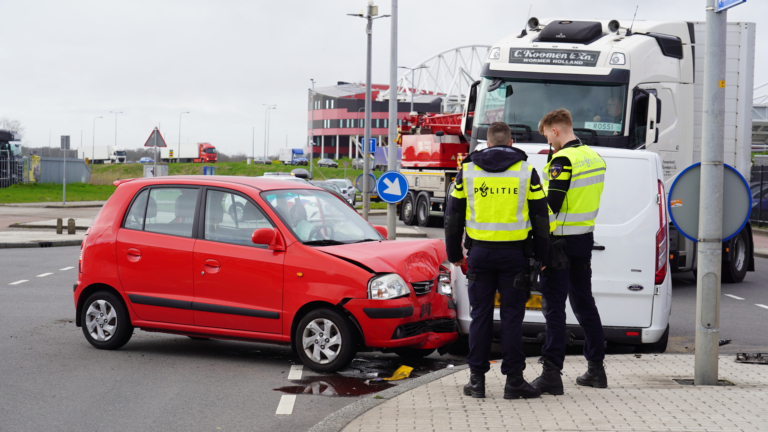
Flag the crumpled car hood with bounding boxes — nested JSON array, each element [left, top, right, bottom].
[[321, 239, 447, 283]]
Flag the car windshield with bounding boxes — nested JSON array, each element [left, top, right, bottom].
[[261, 189, 382, 244], [474, 77, 628, 138]]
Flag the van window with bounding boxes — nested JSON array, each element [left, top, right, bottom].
[[204, 190, 273, 247], [144, 188, 199, 238]]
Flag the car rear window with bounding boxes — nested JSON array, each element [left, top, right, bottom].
[[123, 187, 200, 238]]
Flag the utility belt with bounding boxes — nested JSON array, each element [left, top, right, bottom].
[[466, 233, 539, 293], [464, 237, 525, 250]]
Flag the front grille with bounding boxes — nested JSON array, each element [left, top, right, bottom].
[[391, 318, 458, 339], [411, 280, 434, 296]]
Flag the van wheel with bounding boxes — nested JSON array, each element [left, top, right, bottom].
[[722, 229, 749, 283], [636, 324, 669, 354], [401, 193, 416, 225], [295, 308, 356, 373], [394, 348, 436, 359], [81, 291, 133, 350]]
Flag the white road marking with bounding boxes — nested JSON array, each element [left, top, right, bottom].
[[36, 273, 53, 278], [756, 304, 768, 310], [275, 395, 296, 415], [60, 267, 74, 271], [287, 365, 303, 380], [724, 294, 744, 300], [9, 280, 28, 285]]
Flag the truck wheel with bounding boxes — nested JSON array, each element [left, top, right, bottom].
[[722, 229, 749, 283], [402, 193, 416, 225], [636, 324, 669, 354], [416, 195, 431, 227]]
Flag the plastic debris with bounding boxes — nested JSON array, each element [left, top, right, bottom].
[[380, 365, 414, 381]]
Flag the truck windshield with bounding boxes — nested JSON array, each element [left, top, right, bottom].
[[115, 151, 127, 156], [205, 148, 216, 154], [474, 77, 628, 139]]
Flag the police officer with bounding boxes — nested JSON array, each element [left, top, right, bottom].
[[445, 122, 550, 400], [532, 109, 608, 395]]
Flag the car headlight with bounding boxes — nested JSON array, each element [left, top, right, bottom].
[[488, 47, 501, 60], [609, 52, 626, 65], [368, 274, 410, 300], [438, 265, 452, 297]]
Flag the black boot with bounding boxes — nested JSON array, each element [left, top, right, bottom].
[[576, 360, 608, 388], [503, 368, 542, 400], [531, 358, 564, 395], [463, 372, 485, 398]]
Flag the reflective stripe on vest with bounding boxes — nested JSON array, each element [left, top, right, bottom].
[[463, 160, 532, 241]]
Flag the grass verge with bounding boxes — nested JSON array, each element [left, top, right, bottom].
[[0, 183, 116, 204]]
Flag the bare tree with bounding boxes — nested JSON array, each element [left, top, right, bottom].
[[0, 118, 25, 137]]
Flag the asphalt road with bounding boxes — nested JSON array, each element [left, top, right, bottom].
[[0, 245, 463, 432], [2, 222, 767, 431]]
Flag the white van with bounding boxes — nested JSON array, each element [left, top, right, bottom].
[[451, 143, 672, 352]]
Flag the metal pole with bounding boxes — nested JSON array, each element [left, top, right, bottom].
[[62, 136, 67, 205], [252, 127, 255, 162], [386, 0, 398, 240], [694, 0, 726, 386], [178, 112, 189, 163], [310, 79, 316, 179], [92, 116, 101, 164], [154, 128, 157, 177], [411, 69, 415, 113], [362, 6, 374, 221]]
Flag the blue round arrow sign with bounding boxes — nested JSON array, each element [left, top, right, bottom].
[[376, 171, 409, 204]]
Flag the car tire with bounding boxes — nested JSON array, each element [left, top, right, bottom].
[[636, 324, 669, 354], [401, 193, 416, 225], [187, 336, 210, 341], [80, 291, 133, 350], [722, 228, 749, 283], [295, 308, 356, 373], [393, 348, 436, 359]]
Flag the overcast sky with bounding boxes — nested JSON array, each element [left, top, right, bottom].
[[1, 0, 765, 156]]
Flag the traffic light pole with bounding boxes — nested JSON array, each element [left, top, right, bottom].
[[386, 0, 398, 239]]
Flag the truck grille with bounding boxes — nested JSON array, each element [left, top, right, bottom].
[[411, 280, 434, 296], [391, 319, 458, 339]]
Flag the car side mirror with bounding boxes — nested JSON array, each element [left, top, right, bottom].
[[374, 225, 387, 238], [252, 228, 275, 246]]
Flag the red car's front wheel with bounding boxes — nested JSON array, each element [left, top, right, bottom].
[[295, 308, 356, 372]]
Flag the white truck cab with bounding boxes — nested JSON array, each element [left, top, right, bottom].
[[451, 144, 672, 350], [461, 18, 756, 283]]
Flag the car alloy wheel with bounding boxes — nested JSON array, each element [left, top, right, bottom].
[[85, 300, 118, 342], [302, 318, 342, 364]]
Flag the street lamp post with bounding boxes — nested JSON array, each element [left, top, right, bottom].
[[263, 105, 276, 163], [92, 116, 102, 164], [178, 111, 189, 163], [398, 65, 428, 113], [109, 111, 122, 150], [348, 1, 390, 220], [310, 79, 316, 179]]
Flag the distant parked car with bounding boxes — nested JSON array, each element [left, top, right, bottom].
[[253, 157, 272, 165], [293, 157, 309, 166], [139, 157, 153, 164], [328, 178, 355, 206], [351, 156, 374, 170], [317, 158, 338, 168]]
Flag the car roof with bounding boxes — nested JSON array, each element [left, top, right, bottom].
[[114, 175, 323, 192]]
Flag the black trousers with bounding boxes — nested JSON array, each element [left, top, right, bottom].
[[540, 232, 605, 369], [465, 246, 528, 375]]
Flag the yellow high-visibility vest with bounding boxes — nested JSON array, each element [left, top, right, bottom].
[[543, 144, 606, 236]]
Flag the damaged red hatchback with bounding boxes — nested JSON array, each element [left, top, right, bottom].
[[74, 176, 457, 372]]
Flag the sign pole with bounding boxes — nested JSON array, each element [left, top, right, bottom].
[[386, 0, 398, 240], [62, 136, 67, 205], [695, 0, 728, 385], [361, 5, 375, 221], [153, 127, 157, 177]]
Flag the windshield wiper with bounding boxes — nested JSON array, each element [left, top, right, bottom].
[[352, 238, 379, 244], [303, 239, 346, 246]]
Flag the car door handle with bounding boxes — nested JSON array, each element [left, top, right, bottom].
[[592, 242, 605, 251], [126, 248, 142, 262], [204, 259, 221, 274]]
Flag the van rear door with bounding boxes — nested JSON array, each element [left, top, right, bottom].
[[521, 148, 660, 328]]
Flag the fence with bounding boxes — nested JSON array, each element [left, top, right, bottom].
[[38, 157, 91, 184], [0, 151, 25, 188], [750, 165, 768, 227]]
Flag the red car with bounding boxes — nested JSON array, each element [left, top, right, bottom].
[[74, 176, 457, 372]]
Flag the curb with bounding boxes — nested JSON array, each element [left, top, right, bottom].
[[43, 204, 103, 209], [753, 228, 768, 238], [755, 249, 768, 259], [9, 224, 88, 231], [396, 230, 428, 238], [307, 364, 468, 432], [0, 239, 83, 249]]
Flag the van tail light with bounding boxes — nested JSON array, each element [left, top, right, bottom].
[[655, 180, 668, 285]]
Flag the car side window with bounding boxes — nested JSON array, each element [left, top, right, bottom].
[[123, 189, 149, 230], [144, 188, 199, 238], [204, 190, 274, 247]]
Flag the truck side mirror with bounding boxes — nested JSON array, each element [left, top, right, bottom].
[[462, 80, 480, 140], [646, 92, 658, 144]]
